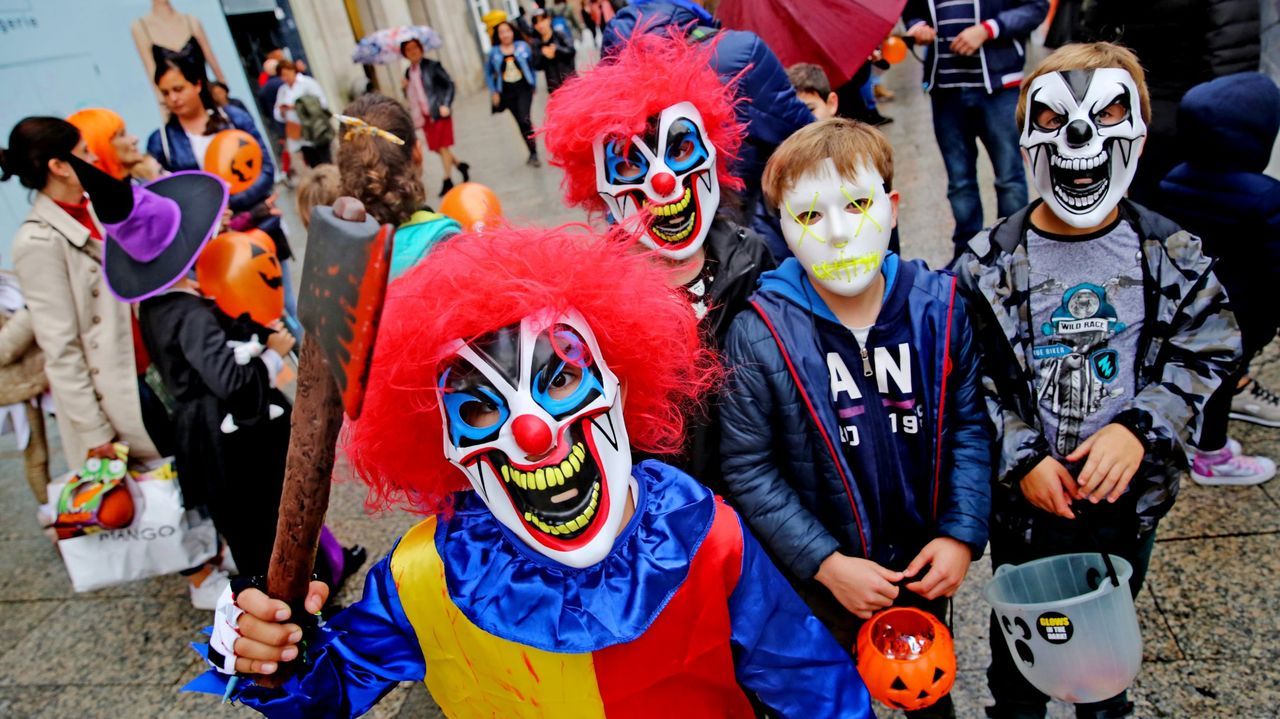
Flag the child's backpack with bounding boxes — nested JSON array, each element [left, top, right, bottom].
[[391, 210, 462, 280], [296, 94, 334, 147]]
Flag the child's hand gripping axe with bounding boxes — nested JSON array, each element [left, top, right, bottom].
[[261, 197, 393, 683]]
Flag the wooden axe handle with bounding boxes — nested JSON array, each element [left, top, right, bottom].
[[266, 339, 343, 605]]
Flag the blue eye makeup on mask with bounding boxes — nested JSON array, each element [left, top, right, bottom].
[[664, 119, 709, 174]]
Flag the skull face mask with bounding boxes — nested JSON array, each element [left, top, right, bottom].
[[779, 158, 895, 297], [594, 101, 719, 260], [436, 309, 632, 568], [1022, 68, 1147, 228]]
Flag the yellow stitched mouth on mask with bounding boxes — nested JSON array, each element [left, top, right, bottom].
[[812, 252, 881, 282]]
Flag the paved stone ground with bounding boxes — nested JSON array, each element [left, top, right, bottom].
[[2, 45, 1279, 719]]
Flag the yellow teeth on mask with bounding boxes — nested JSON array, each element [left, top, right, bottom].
[[501, 442, 589, 490], [523, 484, 602, 535], [811, 252, 881, 282], [645, 186, 692, 217], [652, 221, 695, 244]]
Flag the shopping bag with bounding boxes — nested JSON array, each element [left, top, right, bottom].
[[49, 458, 218, 592]]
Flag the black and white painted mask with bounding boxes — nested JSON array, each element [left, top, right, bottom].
[[1021, 68, 1146, 228]]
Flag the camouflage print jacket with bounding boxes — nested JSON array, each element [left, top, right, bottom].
[[953, 200, 1241, 537]]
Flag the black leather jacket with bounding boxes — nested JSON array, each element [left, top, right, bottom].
[[404, 58, 456, 120]]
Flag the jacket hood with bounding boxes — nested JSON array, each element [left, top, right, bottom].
[[756, 253, 901, 324], [1177, 72, 1280, 173]]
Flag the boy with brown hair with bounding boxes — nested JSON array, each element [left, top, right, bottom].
[[720, 118, 993, 718], [786, 63, 840, 121], [953, 43, 1240, 718]]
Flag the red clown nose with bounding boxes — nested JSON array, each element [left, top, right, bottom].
[[651, 172, 676, 197], [512, 414, 554, 456]]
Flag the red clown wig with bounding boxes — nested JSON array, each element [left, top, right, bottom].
[[541, 32, 745, 213], [344, 224, 721, 515]]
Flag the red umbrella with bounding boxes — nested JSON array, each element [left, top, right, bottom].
[[718, 0, 906, 88]]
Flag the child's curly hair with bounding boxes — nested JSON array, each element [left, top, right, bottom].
[[337, 93, 424, 226], [295, 164, 341, 230]]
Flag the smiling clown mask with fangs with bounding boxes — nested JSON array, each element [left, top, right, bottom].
[[437, 310, 633, 569], [541, 33, 745, 260], [594, 101, 720, 260], [1021, 67, 1147, 228]]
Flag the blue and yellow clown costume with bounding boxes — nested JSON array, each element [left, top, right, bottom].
[[189, 226, 874, 718]]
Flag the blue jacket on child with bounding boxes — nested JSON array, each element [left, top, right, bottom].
[[720, 254, 992, 580], [1156, 72, 1280, 356]]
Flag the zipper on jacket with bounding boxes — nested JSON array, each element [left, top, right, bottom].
[[850, 329, 902, 565], [750, 300, 871, 557]]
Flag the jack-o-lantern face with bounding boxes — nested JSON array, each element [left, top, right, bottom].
[[855, 607, 957, 712], [195, 229, 285, 325], [205, 129, 263, 194]]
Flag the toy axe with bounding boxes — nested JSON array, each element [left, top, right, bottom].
[[266, 197, 392, 627]]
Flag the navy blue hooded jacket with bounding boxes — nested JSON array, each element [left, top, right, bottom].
[[603, 0, 814, 192], [903, 0, 1048, 92], [719, 255, 992, 580], [1156, 72, 1280, 356]]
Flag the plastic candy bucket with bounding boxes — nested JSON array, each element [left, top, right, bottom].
[[983, 553, 1141, 704]]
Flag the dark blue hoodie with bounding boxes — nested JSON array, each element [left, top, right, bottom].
[[719, 255, 992, 578], [1157, 72, 1280, 354]]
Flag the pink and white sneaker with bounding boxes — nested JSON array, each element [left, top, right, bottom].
[[1191, 443, 1276, 486]]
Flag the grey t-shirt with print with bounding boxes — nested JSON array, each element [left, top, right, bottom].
[[1027, 219, 1145, 459]]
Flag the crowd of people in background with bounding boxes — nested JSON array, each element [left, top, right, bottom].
[[1, 0, 1278, 716]]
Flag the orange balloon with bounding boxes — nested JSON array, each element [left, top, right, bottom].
[[882, 36, 908, 64], [204, 129, 264, 194], [196, 230, 285, 325], [439, 182, 503, 231], [856, 607, 956, 712]]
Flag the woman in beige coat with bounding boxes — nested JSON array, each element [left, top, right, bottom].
[[2, 117, 167, 470]]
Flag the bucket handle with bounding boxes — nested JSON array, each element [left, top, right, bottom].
[[1074, 501, 1120, 588]]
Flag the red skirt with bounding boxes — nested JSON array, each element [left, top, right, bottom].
[[423, 116, 454, 151]]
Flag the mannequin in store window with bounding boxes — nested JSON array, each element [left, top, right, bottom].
[[132, 0, 227, 104]]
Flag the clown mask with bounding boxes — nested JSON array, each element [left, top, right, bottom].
[[779, 158, 896, 297], [594, 101, 719, 260], [436, 310, 632, 568], [1022, 67, 1147, 228]]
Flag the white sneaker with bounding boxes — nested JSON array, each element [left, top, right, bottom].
[[1191, 444, 1276, 486], [1230, 380, 1280, 428], [189, 567, 231, 611]]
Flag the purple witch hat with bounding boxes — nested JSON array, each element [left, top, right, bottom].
[[69, 155, 228, 302]]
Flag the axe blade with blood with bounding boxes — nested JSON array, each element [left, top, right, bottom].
[[264, 197, 392, 677]]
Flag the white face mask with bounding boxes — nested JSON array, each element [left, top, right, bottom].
[[593, 101, 720, 261], [779, 158, 894, 297], [436, 310, 632, 569], [1022, 68, 1147, 228]]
